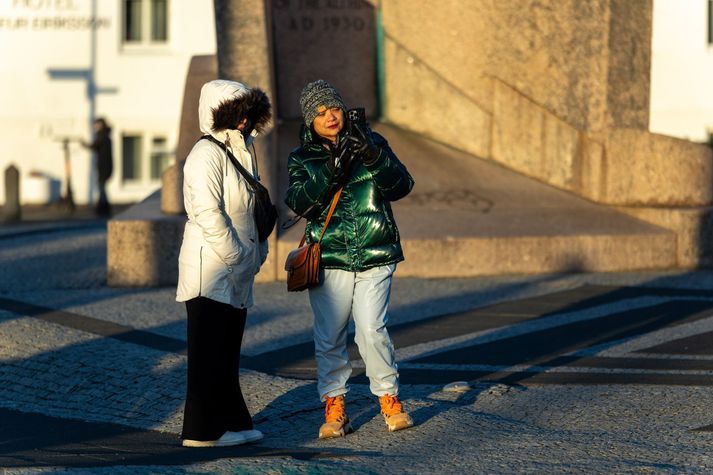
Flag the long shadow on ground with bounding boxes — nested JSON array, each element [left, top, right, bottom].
[[0, 408, 374, 468]]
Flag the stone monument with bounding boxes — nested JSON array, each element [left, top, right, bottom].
[[160, 163, 184, 215], [271, 0, 377, 118]]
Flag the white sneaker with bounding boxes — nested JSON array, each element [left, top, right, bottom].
[[182, 431, 246, 448], [239, 429, 264, 443]]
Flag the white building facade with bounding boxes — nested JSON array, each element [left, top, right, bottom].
[[1, 0, 712, 207], [650, 0, 713, 142], [0, 0, 216, 206]]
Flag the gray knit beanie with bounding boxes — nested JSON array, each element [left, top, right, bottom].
[[299, 80, 347, 127]]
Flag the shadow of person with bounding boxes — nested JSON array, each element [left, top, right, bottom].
[[0, 406, 376, 469]]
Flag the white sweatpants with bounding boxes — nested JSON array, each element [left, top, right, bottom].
[[308, 264, 399, 400]]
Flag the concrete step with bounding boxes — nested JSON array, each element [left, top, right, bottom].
[[108, 122, 677, 286], [276, 122, 676, 278]]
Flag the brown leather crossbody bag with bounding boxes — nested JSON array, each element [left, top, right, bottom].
[[284, 187, 343, 292]]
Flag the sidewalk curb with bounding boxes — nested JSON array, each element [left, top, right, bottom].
[[0, 220, 107, 240]]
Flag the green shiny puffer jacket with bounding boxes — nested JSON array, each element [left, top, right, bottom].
[[285, 126, 414, 272]]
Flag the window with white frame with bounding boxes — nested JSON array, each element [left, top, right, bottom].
[[122, 134, 143, 180], [122, 133, 174, 183], [150, 137, 172, 180], [122, 0, 169, 45]]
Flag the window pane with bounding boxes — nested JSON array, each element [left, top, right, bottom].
[[151, 0, 168, 42], [124, 0, 143, 42], [122, 135, 143, 180], [150, 137, 172, 179]]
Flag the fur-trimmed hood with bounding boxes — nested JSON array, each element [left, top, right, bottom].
[[198, 79, 272, 137]]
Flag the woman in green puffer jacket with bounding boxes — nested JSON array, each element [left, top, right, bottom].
[[285, 80, 415, 439]]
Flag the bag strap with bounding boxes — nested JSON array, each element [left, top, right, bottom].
[[200, 134, 261, 190], [299, 186, 343, 247]]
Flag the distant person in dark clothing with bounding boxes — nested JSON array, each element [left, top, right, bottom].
[[83, 118, 113, 216]]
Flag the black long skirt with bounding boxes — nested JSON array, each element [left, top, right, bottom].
[[181, 297, 253, 441]]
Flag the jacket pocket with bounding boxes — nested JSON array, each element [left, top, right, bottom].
[[200, 245, 231, 297]]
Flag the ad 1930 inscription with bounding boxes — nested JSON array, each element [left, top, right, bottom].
[[272, 0, 377, 119]]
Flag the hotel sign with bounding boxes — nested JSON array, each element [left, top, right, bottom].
[[0, 0, 111, 31]]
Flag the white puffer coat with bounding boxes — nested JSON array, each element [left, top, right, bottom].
[[176, 80, 269, 309]]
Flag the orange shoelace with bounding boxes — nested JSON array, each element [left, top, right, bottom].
[[324, 395, 346, 423], [379, 394, 403, 417]]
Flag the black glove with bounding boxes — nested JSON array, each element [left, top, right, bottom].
[[346, 122, 379, 164], [326, 135, 352, 185]]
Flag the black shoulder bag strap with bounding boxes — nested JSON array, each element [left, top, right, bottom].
[[201, 134, 260, 189], [200, 134, 277, 242]]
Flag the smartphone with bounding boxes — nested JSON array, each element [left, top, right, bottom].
[[348, 107, 366, 128]]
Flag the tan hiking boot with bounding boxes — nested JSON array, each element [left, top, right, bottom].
[[318, 395, 353, 439], [379, 394, 414, 432]]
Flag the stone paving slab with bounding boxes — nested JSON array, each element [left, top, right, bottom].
[[6, 381, 713, 473], [7, 226, 713, 472], [0, 407, 370, 471]]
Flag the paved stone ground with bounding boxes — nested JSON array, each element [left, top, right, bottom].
[[5, 222, 713, 473]]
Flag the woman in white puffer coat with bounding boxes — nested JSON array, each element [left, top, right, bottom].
[[176, 79, 271, 448]]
